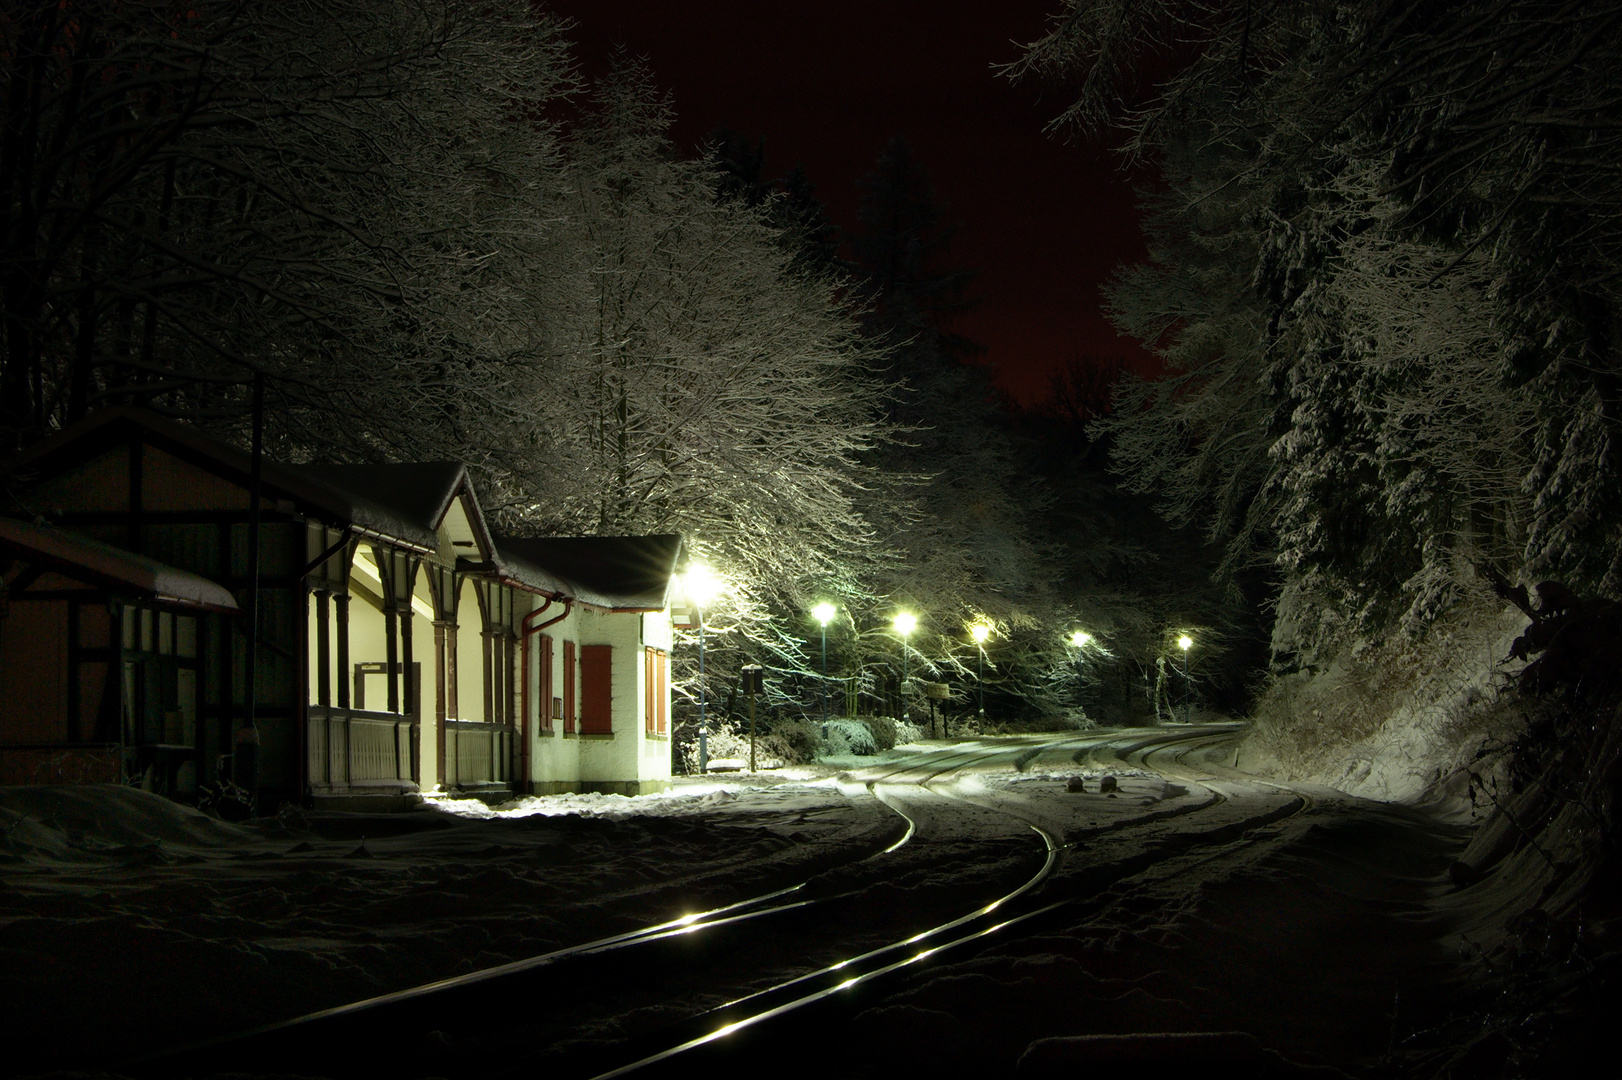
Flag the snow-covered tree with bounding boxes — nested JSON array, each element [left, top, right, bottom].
[[843, 138, 1060, 709], [1, 0, 577, 463], [478, 62, 893, 705], [1011, 0, 1622, 664]]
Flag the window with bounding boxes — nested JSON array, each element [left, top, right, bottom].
[[645, 647, 668, 736], [538, 633, 553, 732], [580, 644, 612, 735], [562, 640, 576, 734], [120, 607, 198, 748]]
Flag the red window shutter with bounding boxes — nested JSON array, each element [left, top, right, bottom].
[[644, 648, 655, 735], [657, 649, 668, 734], [563, 640, 576, 734], [580, 644, 612, 734], [538, 633, 553, 731]]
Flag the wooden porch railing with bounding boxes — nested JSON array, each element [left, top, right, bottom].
[[308, 707, 417, 791], [444, 720, 513, 788]]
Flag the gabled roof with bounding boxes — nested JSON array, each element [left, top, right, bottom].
[[1, 407, 442, 551], [0, 517, 239, 613], [4, 408, 680, 611], [288, 463, 494, 558], [494, 534, 682, 611]]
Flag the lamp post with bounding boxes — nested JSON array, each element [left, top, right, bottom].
[[812, 603, 836, 723], [1178, 634, 1193, 724], [685, 564, 722, 772], [971, 622, 991, 723], [893, 612, 916, 724], [1070, 630, 1091, 715]]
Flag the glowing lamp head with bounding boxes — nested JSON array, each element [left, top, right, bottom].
[[893, 612, 917, 637], [812, 602, 837, 626], [1070, 630, 1091, 648], [1178, 635, 1192, 651], [971, 623, 991, 644], [684, 563, 722, 609]]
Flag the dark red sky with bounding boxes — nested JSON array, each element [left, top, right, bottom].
[[548, 0, 1153, 408]]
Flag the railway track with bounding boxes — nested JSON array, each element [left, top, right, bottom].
[[128, 725, 1317, 1080], [596, 725, 1316, 1078]]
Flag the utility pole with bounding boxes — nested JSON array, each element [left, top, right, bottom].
[[1178, 635, 1193, 724], [812, 603, 835, 724], [239, 372, 265, 804]]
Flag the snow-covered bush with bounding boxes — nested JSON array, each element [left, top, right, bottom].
[[818, 719, 877, 757], [768, 720, 821, 765], [844, 715, 926, 751], [863, 715, 899, 751], [678, 719, 752, 774], [892, 719, 926, 745]]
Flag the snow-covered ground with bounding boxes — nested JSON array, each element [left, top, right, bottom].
[[0, 771, 894, 1074], [0, 732, 1540, 1077]]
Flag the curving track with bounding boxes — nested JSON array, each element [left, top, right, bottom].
[[129, 724, 1334, 1080]]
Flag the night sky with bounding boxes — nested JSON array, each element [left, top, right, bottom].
[[549, 0, 1154, 408]]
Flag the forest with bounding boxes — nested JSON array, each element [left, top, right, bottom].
[[0, 0, 1248, 749], [8, 2, 1622, 1070], [4, 0, 1620, 771]]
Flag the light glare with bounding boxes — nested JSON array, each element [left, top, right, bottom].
[[1070, 630, 1091, 647], [812, 602, 836, 625], [684, 563, 722, 608], [971, 622, 991, 644], [893, 612, 917, 636], [1178, 634, 1192, 651]]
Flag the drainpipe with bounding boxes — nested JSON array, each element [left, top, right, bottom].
[[519, 596, 572, 793]]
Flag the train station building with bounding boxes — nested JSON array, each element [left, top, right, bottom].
[[0, 407, 678, 811]]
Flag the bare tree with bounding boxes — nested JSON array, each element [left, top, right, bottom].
[[1, 0, 577, 458]]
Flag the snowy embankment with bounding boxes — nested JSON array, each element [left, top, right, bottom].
[[1237, 601, 1529, 817]]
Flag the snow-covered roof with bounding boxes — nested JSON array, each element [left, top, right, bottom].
[[0, 517, 239, 612], [2, 408, 680, 611], [494, 535, 682, 611], [2, 407, 442, 551], [288, 462, 495, 558]]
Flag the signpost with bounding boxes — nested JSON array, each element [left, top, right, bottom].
[[741, 664, 764, 772], [922, 681, 950, 738]]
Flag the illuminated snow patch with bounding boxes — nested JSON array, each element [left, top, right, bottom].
[[429, 771, 846, 821]]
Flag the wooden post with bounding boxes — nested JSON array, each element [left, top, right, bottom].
[[401, 598, 415, 719], [434, 623, 448, 722], [384, 604, 399, 714], [316, 590, 331, 707], [335, 593, 350, 709], [240, 372, 263, 798]]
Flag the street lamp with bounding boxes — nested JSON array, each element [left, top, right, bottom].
[[893, 612, 917, 724], [1070, 630, 1091, 714], [971, 622, 991, 723], [684, 563, 722, 772], [812, 602, 836, 723], [1177, 634, 1193, 724]]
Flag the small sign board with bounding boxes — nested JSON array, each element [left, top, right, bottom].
[[740, 665, 765, 694], [923, 682, 950, 701]]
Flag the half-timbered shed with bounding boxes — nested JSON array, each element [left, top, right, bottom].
[[0, 408, 678, 811], [0, 518, 240, 792]]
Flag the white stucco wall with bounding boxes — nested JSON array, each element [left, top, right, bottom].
[[528, 601, 580, 790]]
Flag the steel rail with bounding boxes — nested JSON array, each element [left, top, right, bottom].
[[128, 727, 1283, 1080], [125, 742, 1028, 1075], [586, 738, 1074, 1079], [584, 724, 1320, 1079]]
